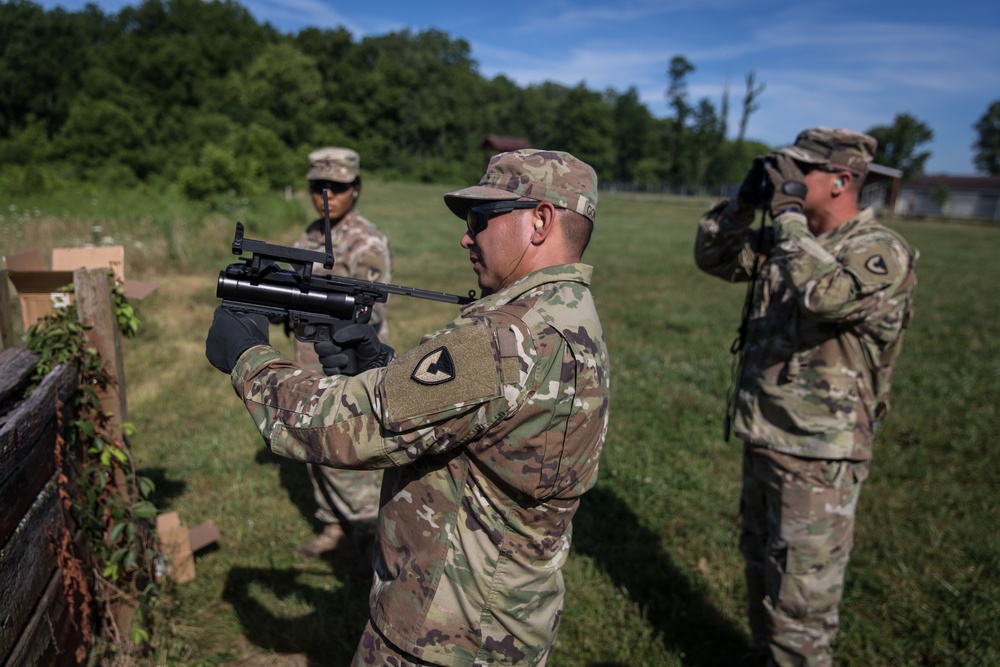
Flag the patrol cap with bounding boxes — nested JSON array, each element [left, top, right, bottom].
[[306, 147, 360, 182], [775, 127, 877, 175], [444, 149, 598, 223]]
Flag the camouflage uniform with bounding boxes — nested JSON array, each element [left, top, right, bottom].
[[228, 150, 609, 666], [296, 148, 393, 539], [694, 129, 918, 666]]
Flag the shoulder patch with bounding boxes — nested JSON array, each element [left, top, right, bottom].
[[865, 254, 889, 275], [412, 347, 455, 385], [382, 318, 502, 428]]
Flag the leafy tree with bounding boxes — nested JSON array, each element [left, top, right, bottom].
[[611, 87, 658, 182], [520, 82, 571, 151], [738, 71, 765, 143], [229, 42, 323, 146], [0, 1, 789, 193], [0, 0, 108, 137], [178, 142, 258, 202], [689, 99, 725, 187], [663, 55, 720, 187], [549, 84, 616, 179], [54, 97, 147, 178], [865, 113, 933, 182], [973, 99, 1000, 175], [666, 55, 695, 127]]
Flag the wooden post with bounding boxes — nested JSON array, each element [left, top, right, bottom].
[[0, 268, 16, 351], [73, 269, 127, 425], [886, 176, 901, 219]]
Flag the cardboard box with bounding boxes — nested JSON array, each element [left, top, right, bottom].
[[155, 512, 221, 583], [3, 246, 158, 331]]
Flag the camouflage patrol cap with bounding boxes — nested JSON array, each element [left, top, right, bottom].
[[775, 127, 877, 175], [444, 149, 598, 222], [306, 147, 360, 182]]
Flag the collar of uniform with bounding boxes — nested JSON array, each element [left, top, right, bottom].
[[311, 208, 359, 231], [462, 263, 594, 314], [817, 206, 877, 242]]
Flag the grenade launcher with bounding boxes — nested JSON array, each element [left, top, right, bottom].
[[216, 221, 475, 344]]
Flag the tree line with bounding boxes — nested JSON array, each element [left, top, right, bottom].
[[2, 0, 995, 203]]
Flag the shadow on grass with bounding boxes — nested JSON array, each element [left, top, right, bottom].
[[223, 562, 372, 666], [255, 444, 325, 533], [573, 485, 750, 667], [138, 467, 188, 511]]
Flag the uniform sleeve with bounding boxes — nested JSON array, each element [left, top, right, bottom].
[[232, 345, 395, 469], [694, 197, 770, 282], [771, 210, 913, 327], [231, 316, 529, 470]]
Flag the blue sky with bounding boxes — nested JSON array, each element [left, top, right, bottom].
[[38, 0, 1000, 174]]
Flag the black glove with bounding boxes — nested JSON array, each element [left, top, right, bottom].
[[737, 156, 772, 208], [205, 307, 270, 374], [314, 339, 349, 376], [763, 154, 808, 216], [315, 324, 393, 376]]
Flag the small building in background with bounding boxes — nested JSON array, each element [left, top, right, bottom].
[[482, 135, 532, 162], [894, 175, 1000, 222], [862, 163, 903, 217]]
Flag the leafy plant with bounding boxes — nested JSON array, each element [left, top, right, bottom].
[[25, 289, 161, 661]]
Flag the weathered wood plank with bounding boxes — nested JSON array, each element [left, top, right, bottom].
[[0, 363, 75, 487], [0, 476, 62, 663], [0, 346, 36, 408], [74, 268, 127, 423], [0, 418, 57, 549], [3, 567, 86, 667], [0, 269, 16, 352]]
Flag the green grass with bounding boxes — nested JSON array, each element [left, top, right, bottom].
[[4, 183, 998, 666]]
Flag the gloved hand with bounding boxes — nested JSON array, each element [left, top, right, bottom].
[[205, 307, 270, 374], [737, 156, 772, 208], [314, 324, 394, 376], [763, 154, 808, 216], [314, 339, 349, 376]]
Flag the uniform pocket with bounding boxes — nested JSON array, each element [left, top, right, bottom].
[[760, 354, 859, 437], [773, 534, 850, 619]]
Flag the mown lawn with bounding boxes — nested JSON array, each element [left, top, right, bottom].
[[5, 181, 998, 666]]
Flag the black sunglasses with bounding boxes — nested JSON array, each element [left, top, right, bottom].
[[466, 200, 539, 236], [309, 180, 354, 195], [797, 161, 854, 177]]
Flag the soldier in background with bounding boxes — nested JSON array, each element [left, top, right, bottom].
[[206, 149, 610, 666], [694, 128, 918, 666], [291, 147, 392, 564]]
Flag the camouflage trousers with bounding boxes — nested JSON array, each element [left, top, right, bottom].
[[350, 617, 552, 667], [739, 443, 869, 667], [350, 617, 444, 666], [307, 462, 381, 532]]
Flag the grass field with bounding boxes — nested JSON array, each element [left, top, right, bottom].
[[4, 181, 999, 666]]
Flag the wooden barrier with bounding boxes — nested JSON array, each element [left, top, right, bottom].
[[0, 347, 84, 666], [0, 269, 128, 666], [0, 268, 17, 351]]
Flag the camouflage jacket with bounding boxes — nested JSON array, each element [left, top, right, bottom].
[[230, 264, 610, 666], [295, 209, 393, 340], [695, 200, 917, 460]]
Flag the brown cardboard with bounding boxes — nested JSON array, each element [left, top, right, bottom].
[[52, 247, 125, 283], [157, 512, 195, 583], [3, 247, 159, 331], [189, 521, 221, 552], [155, 512, 221, 583]]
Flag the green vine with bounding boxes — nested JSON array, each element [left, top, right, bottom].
[[112, 280, 140, 339], [25, 284, 160, 659]]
